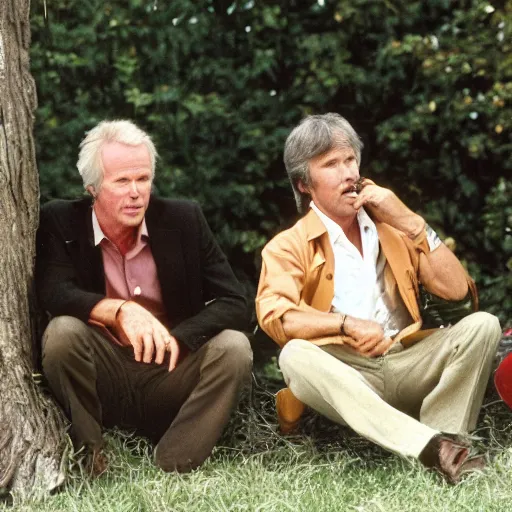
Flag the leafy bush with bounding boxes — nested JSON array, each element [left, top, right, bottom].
[[30, 0, 511, 324]]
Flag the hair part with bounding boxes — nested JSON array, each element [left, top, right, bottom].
[[283, 113, 363, 214], [77, 119, 158, 194]]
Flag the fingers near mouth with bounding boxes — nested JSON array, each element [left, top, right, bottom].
[[343, 177, 366, 196]]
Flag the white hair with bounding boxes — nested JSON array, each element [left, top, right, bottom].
[[77, 119, 158, 193]]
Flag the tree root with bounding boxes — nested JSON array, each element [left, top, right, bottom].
[[0, 374, 67, 500]]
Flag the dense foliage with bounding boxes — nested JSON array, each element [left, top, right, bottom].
[[30, 0, 511, 325]]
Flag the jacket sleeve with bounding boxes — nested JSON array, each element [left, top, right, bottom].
[[406, 229, 478, 309], [35, 204, 104, 322], [170, 204, 250, 351], [256, 236, 346, 348], [256, 239, 306, 345]]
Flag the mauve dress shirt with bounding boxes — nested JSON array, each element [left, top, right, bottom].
[[92, 209, 168, 326]]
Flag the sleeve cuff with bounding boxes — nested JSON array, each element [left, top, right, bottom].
[[425, 224, 442, 251], [410, 223, 443, 253]]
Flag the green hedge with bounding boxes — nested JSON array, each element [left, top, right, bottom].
[[30, 0, 511, 325]]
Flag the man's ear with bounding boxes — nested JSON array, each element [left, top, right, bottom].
[[86, 186, 96, 198], [297, 180, 309, 194]]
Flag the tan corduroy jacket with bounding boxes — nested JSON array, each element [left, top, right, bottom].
[[256, 209, 477, 349]]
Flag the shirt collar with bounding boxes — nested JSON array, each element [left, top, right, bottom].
[[310, 201, 376, 243], [91, 208, 148, 247]]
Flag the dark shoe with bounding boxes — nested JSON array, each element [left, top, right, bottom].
[[276, 388, 305, 435], [419, 434, 485, 484]]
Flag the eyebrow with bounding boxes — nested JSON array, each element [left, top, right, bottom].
[[318, 149, 354, 165]]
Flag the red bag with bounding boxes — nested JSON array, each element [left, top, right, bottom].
[[495, 329, 512, 408]]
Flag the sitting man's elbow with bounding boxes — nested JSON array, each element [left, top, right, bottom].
[[435, 279, 469, 301], [281, 313, 296, 340], [453, 281, 469, 301]]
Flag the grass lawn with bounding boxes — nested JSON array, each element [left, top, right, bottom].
[[3, 377, 512, 512]]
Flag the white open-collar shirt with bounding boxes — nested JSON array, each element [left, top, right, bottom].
[[310, 202, 411, 339]]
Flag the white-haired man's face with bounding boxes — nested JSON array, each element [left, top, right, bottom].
[[90, 142, 152, 234]]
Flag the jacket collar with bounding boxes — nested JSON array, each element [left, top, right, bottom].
[[91, 207, 149, 247], [303, 207, 376, 242], [303, 209, 328, 242], [301, 207, 406, 284]]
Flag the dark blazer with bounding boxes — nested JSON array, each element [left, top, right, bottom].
[[36, 196, 249, 351]]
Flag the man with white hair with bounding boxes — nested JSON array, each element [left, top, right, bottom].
[[36, 120, 252, 475], [256, 113, 501, 483]]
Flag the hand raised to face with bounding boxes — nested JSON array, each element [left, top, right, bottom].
[[352, 179, 425, 238], [352, 179, 395, 216]]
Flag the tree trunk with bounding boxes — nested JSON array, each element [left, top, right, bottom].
[[0, 0, 66, 500]]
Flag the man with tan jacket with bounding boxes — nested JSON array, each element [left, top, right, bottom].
[[256, 113, 501, 483]]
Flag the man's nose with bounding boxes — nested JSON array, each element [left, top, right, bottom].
[[129, 180, 140, 196], [341, 165, 359, 181]]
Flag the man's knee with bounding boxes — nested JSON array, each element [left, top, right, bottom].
[[449, 312, 501, 364], [473, 311, 501, 338], [461, 311, 501, 348], [204, 330, 253, 378], [42, 316, 91, 366], [278, 339, 310, 379], [278, 339, 338, 410]]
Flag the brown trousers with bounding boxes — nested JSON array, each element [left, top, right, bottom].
[[42, 316, 252, 472]]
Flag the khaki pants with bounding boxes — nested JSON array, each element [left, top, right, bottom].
[[279, 312, 501, 458], [42, 316, 252, 472]]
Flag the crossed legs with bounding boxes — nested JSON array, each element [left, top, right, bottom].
[[279, 312, 501, 458]]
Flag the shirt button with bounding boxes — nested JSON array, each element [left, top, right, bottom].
[[326, 273, 333, 280]]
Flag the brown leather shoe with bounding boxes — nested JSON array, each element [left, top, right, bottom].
[[419, 434, 485, 484], [276, 388, 305, 435]]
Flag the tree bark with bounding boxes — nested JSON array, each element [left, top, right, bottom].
[[0, 0, 66, 500]]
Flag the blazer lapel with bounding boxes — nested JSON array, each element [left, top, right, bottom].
[[148, 226, 190, 323], [66, 203, 105, 294], [84, 212, 106, 293], [376, 222, 419, 320]]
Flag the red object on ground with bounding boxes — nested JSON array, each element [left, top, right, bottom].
[[495, 351, 512, 409]]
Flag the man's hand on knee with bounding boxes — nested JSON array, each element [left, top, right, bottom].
[[114, 301, 180, 370], [362, 336, 395, 357], [343, 316, 387, 356]]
